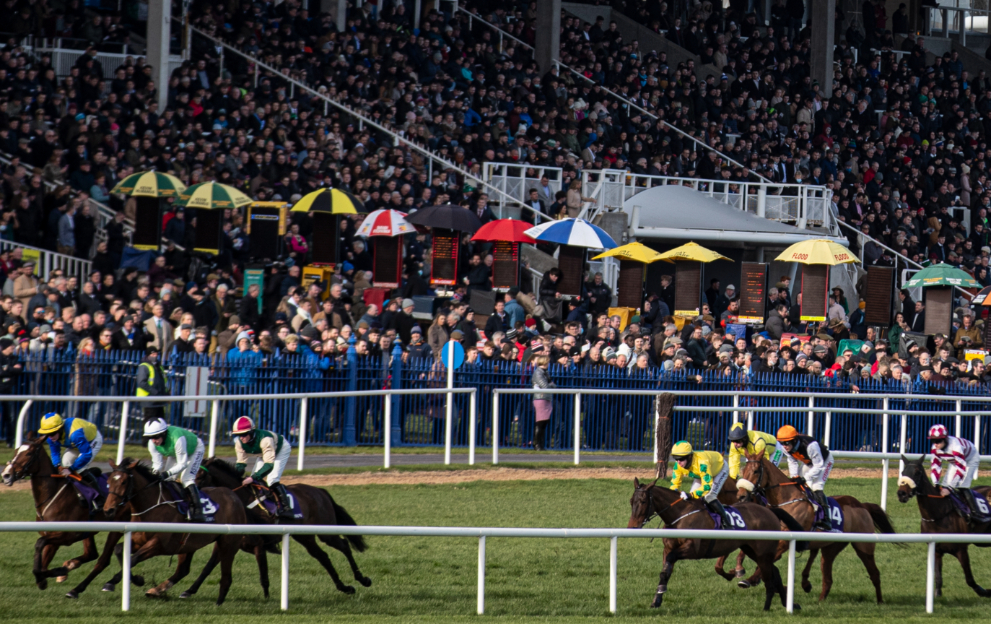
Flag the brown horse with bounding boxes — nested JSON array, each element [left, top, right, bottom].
[[101, 458, 246, 604], [736, 452, 896, 602], [897, 455, 991, 597], [1, 436, 135, 593], [628, 477, 804, 611], [190, 457, 371, 596]]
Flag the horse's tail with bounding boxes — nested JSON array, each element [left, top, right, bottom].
[[862, 502, 898, 535], [770, 507, 809, 552], [330, 496, 368, 553]]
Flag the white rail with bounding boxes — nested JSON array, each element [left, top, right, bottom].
[[0, 239, 91, 280], [0, 520, 976, 614], [12, 388, 476, 470]]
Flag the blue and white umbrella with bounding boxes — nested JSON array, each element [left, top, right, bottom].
[[524, 218, 618, 249]]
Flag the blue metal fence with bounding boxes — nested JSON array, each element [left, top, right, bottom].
[[5, 348, 989, 455]]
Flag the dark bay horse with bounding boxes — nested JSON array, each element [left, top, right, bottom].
[[736, 452, 896, 602], [101, 458, 246, 604], [1, 436, 134, 594], [192, 458, 371, 596], [628, 477, 804, 611], [898, 455, 991, 597]]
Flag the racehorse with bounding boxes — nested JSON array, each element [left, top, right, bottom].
[[628, 477, 804, 611], [897, 455, 991, 597], [1, 436, 134, 593], [735, 451, 897, 602], [191, 458, 371, 596], [101, 458, 246, 604]]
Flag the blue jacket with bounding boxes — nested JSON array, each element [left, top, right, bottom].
[[504, 299, 526, 328], [47, 417, 98, 470]]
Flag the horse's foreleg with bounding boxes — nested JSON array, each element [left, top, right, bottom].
[[104, 537, 160, 591], [215, 539, 240, 605], [935, 549, 945, 597], [318, 535, 371, 588], [60, 535, 98, 582], [852, 543, 884, 604], [954, 546, 991, 597], [818, 544, 847, 602], [713, 554, 734, 581], [33, 537, 53, 590], [147, 552, 193, 597], [67, 532, 122, 599], [181, 548, 220, 598], [652, 551, 680, 608], [800, 547, 819, 593]]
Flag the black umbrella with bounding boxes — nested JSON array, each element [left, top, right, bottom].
[[405, 204, 483, 233]]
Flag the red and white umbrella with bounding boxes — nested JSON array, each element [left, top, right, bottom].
[[356, 209, 416, 237]]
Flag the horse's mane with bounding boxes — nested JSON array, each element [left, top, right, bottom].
[[204, 457, 241, 481], [120, 458, 157, 482], [907, 456, 938, 494]]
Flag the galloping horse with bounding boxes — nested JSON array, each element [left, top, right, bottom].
[[1, 436, 133, 594], [101, 458, 246, 604], [628, 477, 804, 611], [898, 455, 991, 597], [736, 451, 896, 602], [192, 458, 371, 596]]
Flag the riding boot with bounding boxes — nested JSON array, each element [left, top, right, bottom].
[[184, 484, 206, 522], [706, 499, 733, 530], [534, 421, 547, 451], [959, 488, 977, 523], [813, 490, 832, 531], [271, 482, 295, 520]]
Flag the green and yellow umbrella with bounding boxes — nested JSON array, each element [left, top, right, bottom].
[[176, 182, 252, 210], [111, 171, 186, 197], [290, 187, 365, 214]]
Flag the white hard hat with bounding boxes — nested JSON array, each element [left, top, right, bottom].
[[143, 418, 168, 438]]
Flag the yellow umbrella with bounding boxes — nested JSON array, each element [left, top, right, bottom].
[[176, 182, 252, 210], [290, 187, 364, 214], [592, 242, 665, 263], [774, 239, 860, 265], [657, 242, 732, 263], [111, 170, 186, 197]]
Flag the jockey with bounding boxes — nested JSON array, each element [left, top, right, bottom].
[[727, 422, 785, 480], [776, 425, 833, 531], [669, 441, 732, 529], [231, 416, 294, 519], [143, 418, 206, 522], [37, 413, 103, 490], [928, 424, 982, 522]]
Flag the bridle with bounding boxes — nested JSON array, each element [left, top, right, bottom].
[[899, 463, 951, 523], [5, 444, 41, 484], [633, 485, 701, 528], [106, 465, 162, 515], [740, 456, 805, 508]]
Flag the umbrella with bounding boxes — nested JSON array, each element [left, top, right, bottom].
[[592, 242, 665, 263], [656, 242, 732, 263], [903, 263, 980, 289], [471, 219, 536, 243], [290, 188, 364, 214], [972, 285, 991, 306], [176, 182, 253, 210], [111, 171, 186, 197], [356, 209, 416, 237], [524, 218, 617, 249], [406, 204, 483, 233], [774, 239, 859, 265]]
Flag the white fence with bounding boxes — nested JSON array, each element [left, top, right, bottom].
[[33, 44, 184, 82], [0, 521, 975, 614], [0, 239, 91, 281], [13, 387, 477, 470], [481, 162, 561, 222]]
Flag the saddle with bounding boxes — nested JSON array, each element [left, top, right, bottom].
[[708, 505, 748, 531], [162, 481, 219, 523], [69, 469, 109, 517], [803, 487, 844, 533], [948, 489, 991, 524], [246, 485, 303, 520]]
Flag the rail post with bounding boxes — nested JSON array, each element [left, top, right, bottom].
[[956, 399, 962, 438], [899, 406, 908, 475], [384, 394, 391, 469], [786, 539, 796, 613], [122, 531, 131, 611], [732, 394, 739, 424], [297, 398, 308, 471], [390, 343, 404, 453], [469, 390, 477, 466], [445, 341, 454, 465], [824, 410, 832, 448], [208, 399, 219, 458], [14, 399, 32, 447], [881, 398, 889, 510], [926, 541, 936, 613], [609, 536, 617, 613], [492, 392, 500, 465], [343, 344, 357, 446], [574, 393, 581, 465], [807, 396, 814, 436], [116, 401, 129, 465], [281, 533, 290, 611], [477, 535, 486, 614]]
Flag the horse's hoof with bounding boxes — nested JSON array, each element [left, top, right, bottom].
[[737, 579, 751, 589], [101, 583, 115, 592], [65, 590, 78, 599], [650, 593, 664, 608], [180, 591, 192, 599], [734, 569, 747, 578], [132, 575, 145, 587], [801, 580, 812, 593], [359, 576, 372, 588], [339, 585, 356, 595], [36, 579, 48, 591], [793, 603, 802, 611], [55, 576, 67, 583], [64, 560, 79, 571]]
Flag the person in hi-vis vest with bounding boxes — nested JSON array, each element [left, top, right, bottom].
[[135, 346, 169, 421]]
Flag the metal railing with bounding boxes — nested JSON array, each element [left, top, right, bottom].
[[928, 4, 991, 43], [0, 239, 91, 280], [482, 163, 563, 215], [456, 7, 768, 181], [185, 25, 543, 223], [489, 387, 990, 509], [0, 520, 972, 614], [33, 43, 183, 80]]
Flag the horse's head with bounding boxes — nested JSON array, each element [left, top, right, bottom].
[[628, 477, 659, 529], [2, 436, 48, 486], [103, 458, 150, 518], [897, 455, 927, 503], [195, 463, 215, 488], [736, 451, 767, 502], [195, 458, 239, 489]]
